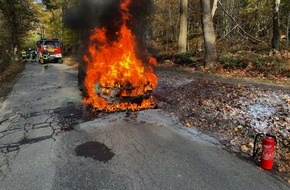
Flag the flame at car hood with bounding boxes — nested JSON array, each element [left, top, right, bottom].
[[82, 0, 157, 112]]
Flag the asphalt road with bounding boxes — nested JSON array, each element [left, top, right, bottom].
[[0, 62, 289, 190]]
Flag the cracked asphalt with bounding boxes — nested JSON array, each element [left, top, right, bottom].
[[0, 62, 289, 190]]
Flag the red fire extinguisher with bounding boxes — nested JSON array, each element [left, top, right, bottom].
[[253, 132, 277, 170]]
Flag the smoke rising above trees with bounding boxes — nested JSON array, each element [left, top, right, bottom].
[[63, 0, 153, 45]]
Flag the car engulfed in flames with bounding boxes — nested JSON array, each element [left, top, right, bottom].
[[78, 0, 157, 112]]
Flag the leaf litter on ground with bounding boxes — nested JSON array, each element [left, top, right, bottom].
[[154, 66, 290, 182]]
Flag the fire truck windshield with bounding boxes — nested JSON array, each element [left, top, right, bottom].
[[44, 41, 60, 48]]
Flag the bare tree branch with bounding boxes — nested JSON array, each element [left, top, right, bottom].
[[217, 24, 238, 42], [218, 0, 266, 44]]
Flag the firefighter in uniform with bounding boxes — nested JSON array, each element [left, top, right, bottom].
[[21, 50, 27, 62], [27, 48, 32, 62], [42, 50, 49, 64]]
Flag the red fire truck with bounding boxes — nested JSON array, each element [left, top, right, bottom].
[[36, 38, 63, 64]]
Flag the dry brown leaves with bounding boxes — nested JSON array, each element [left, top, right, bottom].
[[155, 68, 290, 179]]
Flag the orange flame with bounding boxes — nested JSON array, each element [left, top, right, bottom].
[[83, 0, 157, 112]]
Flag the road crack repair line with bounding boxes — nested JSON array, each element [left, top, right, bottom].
[[0, 103, 96, 179], [0, 109, 66, 179]]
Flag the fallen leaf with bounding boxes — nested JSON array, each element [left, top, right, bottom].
[[241, 145, 248, 152]]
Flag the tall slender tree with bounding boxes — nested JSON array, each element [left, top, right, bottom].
[[287, 11, 290, 47], [178, 0, 188, 53], [271, 0, 281, 50], [200, 0, 217, 68], [286, 0, 290, 46]]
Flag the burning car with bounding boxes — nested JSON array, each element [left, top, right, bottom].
[[78, 0, 157, 112], [78, 62, 153, 104]]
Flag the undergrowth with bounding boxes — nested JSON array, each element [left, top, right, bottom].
[[218, 50, 290, 79], [156, 42, 290, 84], [0, 61, 25, 85]]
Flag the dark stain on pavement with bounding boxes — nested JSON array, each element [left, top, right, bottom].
[[19, 136, 52, 145], [53, 103, 84, 132], [0, 136, 53, 154], [53, 103, 84, 120], [75, 141, 115, 163], [53, 103, 103, 132]]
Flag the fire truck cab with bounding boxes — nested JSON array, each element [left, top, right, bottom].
[[36, 38, 63, 63]]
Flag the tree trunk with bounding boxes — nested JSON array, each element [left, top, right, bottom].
[[271, 0, 280, 50], [287, 11, 290, 48], [211, 0, 218, 18], [178, 0, 188, 53], [200, 0, 217, 68]]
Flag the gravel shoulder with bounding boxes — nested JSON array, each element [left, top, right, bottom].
[[0, 62, 25, 110]]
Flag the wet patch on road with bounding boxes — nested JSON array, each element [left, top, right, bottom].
[[53, 103, 86, 132], [53, 103, 102, 119], [75, 141, 115, 163], [52, 103, 111, 132], [53, 103, 85, 120]]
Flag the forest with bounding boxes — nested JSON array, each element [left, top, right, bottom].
[[0, 0, 290, 83]]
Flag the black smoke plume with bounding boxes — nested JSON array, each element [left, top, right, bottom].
[[63, 0, 153, 49]]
